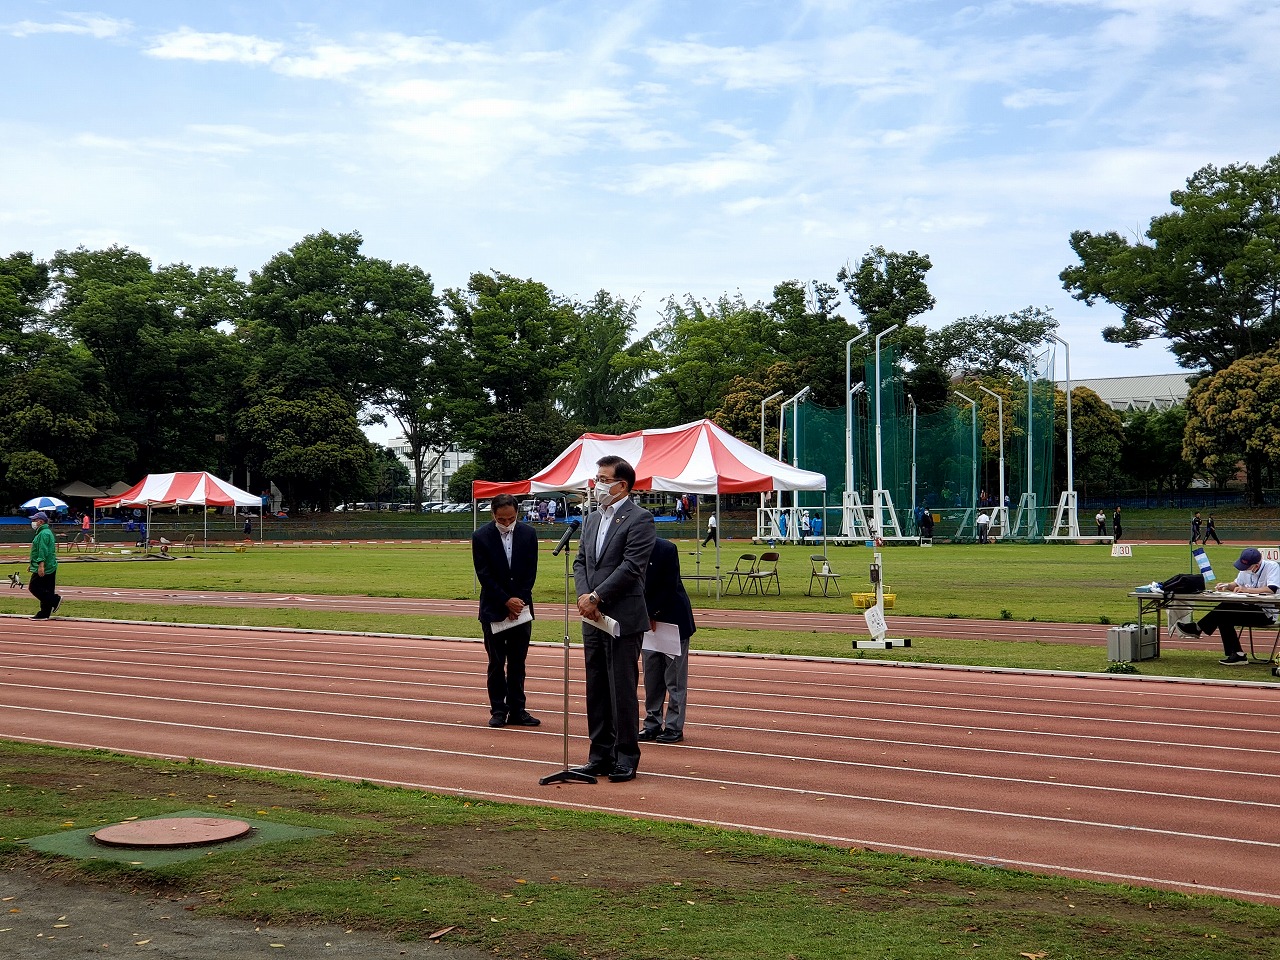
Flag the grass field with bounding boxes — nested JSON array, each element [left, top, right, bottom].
[[2, 539, 1276, 682], [3, 742, 1278, 960]]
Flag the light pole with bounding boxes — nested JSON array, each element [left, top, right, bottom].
[[975, 384, 1005, 537], [906, 393, 917, 526], [760, 389, 784, 513], [844, 330, 869, 498], [778, 386, 811, 540], [872, 324, 900, 537], [1045, 332, 1079, 537], [954, 391, 978, 515]]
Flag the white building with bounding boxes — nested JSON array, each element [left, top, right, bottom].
[[388, 439, 474, 502], [1058, 372, 1192, 412]]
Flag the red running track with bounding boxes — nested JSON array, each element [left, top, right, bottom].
[[0, 616, 1277, 904]]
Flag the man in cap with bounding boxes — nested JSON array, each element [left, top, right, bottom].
[[1174, 547, 1279, 665], [27, 512, 61, 620]]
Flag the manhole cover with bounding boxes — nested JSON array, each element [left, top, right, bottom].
[[92, 817, 252, 849]]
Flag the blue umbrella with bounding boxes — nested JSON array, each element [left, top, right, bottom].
[[21, 496, 69, 512]]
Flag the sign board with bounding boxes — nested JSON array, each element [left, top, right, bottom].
[[1261, 547, 1280, 562], [1110, 544, 1132, 558], [863, 603, 887, 641]]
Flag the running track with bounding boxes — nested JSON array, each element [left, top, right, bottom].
[[1, 616, 1278, 904]]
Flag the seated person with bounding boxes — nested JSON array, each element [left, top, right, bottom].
[[1174, 547, 1279, 665]]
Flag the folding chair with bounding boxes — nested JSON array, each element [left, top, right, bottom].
[[807, 554, 841, 597], [746, 552, 780, 595], [1246, 621, 1280, 664], [723, 554, 757, 595]]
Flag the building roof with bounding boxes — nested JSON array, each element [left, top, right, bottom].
[[1058, 372, 1193, 411]]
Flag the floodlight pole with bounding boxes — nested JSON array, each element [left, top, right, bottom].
[[778, 386, 810, 541], [1045, 332, 1080, 538], [760, 389, 784, 512], [953, 391, 978, 512], [975, 384, 1005, 537], [906, 393, 917, 524], [844, 330, 869, 497], [872, 324, 899, 538]]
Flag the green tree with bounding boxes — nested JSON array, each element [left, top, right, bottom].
[[1061, 153, 1280, 372], [927, 307, 1057, 379], [837, 246, 935, 360], [448, 461, 480, 504], [236, 389, 374, 511], [1054, 387, 1124, 498], [768, 280, 858, 408], [48, 245, 245, 479], [468, 401, 582, 484], [559, 290, 651, 432], [1183, 349, 1280, 503], [1120, 406, 1191, 497]]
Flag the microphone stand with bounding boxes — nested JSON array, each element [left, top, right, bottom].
[[539, 520, 595, 785]]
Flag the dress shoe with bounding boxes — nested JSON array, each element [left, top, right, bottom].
[[608, 765, 637, 783], [488, 715, 506, 728], [637, 727, 661, 742], [30, 613, 49, 620], [507, 713, 541, 726], [570, 760, 614, 777], [655, 730, 683, 744]]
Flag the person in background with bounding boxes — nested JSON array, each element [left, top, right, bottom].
[[1112, 506, 1123, 543], [1190, 511, 1202, 544], [1095, 510, 1106, 536], [976, 511, 991, 544], [1174, 547, 1279, 665], [1202, 514, 1222, 545], [639, 538, 697, 745], [702, 512, 717, 547], [472, 493, 540, 728], [27, 512, 60, 620]]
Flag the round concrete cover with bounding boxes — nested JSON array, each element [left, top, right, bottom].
[[93, 817, 252, 849]]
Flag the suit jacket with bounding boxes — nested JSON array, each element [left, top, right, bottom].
[[473, 520, 538, 624], [573, 497, 656, 635], [645, 537, 696, 641]]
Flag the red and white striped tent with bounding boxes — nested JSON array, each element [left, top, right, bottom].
[[94, 472, 262, 550], [472, 419, 827, 498]]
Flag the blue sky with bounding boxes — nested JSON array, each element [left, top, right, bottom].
[[4, 0, 1279, 397]]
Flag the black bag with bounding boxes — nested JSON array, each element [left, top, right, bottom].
[[1159, 573, 1205, 596]]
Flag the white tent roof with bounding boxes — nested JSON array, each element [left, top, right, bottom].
[[94, 472, 260, 508]]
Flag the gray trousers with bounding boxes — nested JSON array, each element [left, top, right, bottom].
[[641, 638, 690, 736]]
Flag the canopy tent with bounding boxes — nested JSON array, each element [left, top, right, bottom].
[[94, 472, 262, 551], [473, 419, 828, 596], [103, 480, 134, 496], [473, 419, 827, 498], [59, 480, 106, 501]]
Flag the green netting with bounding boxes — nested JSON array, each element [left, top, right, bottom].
[[784, 342, 1057, 540]]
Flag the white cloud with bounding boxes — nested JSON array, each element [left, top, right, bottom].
[[146, 28, 282, 64], [1003, 87, 1079, 109], [622, 142, 776, 195], [4, 12, 129, 38]]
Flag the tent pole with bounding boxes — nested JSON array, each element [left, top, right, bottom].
[[715, 496, 721, 600]]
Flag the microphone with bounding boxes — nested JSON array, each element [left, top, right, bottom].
[[552, 521, 579, 556]]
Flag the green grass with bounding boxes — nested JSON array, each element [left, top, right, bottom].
[[3, 540, 1274, 682], [3, 742, 1277, 959]]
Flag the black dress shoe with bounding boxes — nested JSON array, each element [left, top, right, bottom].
[[655, 730, 683, 744], [507, 713, 541, 726], [570, 760, 614, 777], [488, 715, 506, 728], [608, 765, 637, 783], [637, 728, 660, 742]]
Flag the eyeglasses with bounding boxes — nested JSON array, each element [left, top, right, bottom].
[[593, 476, 620, 486]]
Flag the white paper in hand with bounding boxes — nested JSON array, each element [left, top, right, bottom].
[[490, 606, 532, 634], [581, 613, 621, 636], [642, 621, 682, 657]]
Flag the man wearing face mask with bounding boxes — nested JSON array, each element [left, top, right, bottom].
[[572, 456, 656, 782], [27, 512, 61, 620], [473, 494, 540, 728]]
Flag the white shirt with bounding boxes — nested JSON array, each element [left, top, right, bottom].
[[595, 497, 625, 557], [1235, 559, 1280, 620], [498, 524, 514, 564]]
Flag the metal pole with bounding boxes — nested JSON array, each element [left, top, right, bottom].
[[845, 330, 869, 498], [778, 387, 810, 541], [954, 391, 978, 510], [759, 389, 783, 513], [907, 393, 917, 524], [872, 324, 900, 537], [976, 384, 1004, 535], [1046, 333, 1073, 497]]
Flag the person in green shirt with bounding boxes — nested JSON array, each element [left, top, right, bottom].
[[27, 511, 61, 620]]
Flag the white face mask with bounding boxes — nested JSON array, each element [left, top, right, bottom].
[[31, 521, 40, 530], [495, 520, 515, 535], [594, 481, 620, 506]]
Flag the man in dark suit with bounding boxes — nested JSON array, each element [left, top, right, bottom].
[[572, 455, 656, 782], [473, 493, 540, 729], [640, 537, 697, 744]]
